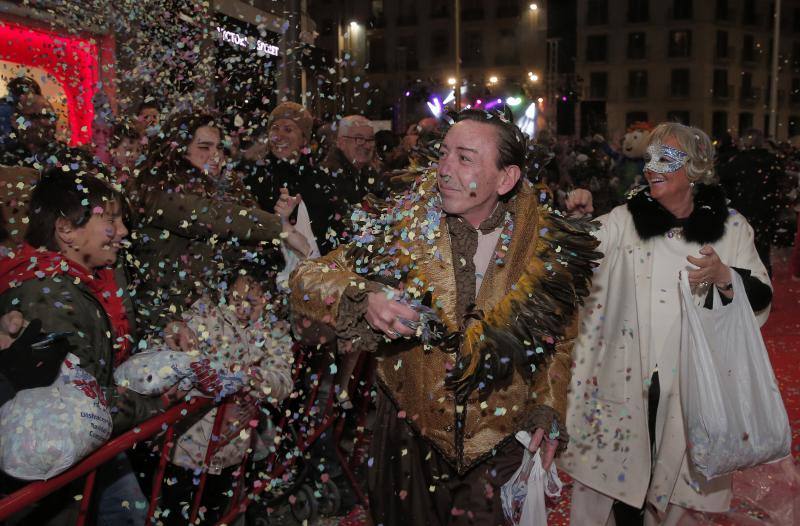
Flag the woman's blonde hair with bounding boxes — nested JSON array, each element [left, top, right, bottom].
[[648, 122, 717, 185]]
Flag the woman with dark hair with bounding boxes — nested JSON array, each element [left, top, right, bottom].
[[132, 111, 282, 336], [0, 170, 178, 525]]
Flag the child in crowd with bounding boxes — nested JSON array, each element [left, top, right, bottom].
[[156, 262, 293, 525]]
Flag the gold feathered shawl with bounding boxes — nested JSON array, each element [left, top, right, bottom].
[[450, 210, 600, 400], [348, 172, 601, 401]]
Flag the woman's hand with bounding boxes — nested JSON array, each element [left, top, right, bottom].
[[687, 245, 734, 297], [274, 187, 302, 224], [565, 189, 594, 218]]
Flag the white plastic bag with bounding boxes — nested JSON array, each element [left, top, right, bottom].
[[679, 271, 791, 479], [0, 354, 112, 480], [500, 431, 563, 526], [114, 350, 244, 397], [113, 350, 195, 395]]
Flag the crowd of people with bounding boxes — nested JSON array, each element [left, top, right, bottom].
[[0, 73, 794, 526]]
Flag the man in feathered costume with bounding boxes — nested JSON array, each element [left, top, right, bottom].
[[289, 109, 600, 525]]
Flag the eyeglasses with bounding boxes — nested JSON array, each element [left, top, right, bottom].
[[342, 135, 375, 146]]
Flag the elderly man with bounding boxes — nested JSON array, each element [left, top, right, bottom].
[[323, 114, 386, 210], [290, 109, 600, 525]]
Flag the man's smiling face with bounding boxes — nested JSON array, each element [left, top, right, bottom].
[[437, 120, 518, 227]]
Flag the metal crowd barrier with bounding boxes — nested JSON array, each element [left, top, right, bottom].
[[0, 347, 372, 525]]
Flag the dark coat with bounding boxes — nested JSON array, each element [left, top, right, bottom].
[[131, 170, 281, 333], [0, 268, 161, 433], [716, 147, 783, 236], [242, 153, 344, 254]]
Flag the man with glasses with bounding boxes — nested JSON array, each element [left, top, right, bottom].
[[323, 114, 387, 216]]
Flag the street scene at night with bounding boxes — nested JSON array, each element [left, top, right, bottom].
[[0, 0, 798, 524]]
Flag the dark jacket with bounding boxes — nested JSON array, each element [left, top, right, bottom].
[[0, 268, 161, 433], [131, 168, 282, 334], [322, 147, 387, 212], [242, 153, 343, 254]]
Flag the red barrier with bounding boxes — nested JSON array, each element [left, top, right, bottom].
[[0, 348, 372, 525]]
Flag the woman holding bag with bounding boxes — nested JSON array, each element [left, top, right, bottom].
[[560, 122, 772, 526]]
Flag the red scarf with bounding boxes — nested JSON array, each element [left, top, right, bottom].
[[0, 244, 132, 366]]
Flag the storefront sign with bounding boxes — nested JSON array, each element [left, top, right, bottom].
[[216, 26, 279, 56]]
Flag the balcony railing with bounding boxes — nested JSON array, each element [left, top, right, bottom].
[[627, 44, 649, 60], [714, 45, 735, 61], [669, 84, 691, 99], [741, 49, 758, 64], [740, 86, 761, 104], [712, 84, 734, 100], [626, 85, 648, 99]]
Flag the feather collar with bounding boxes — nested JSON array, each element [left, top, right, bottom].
[[627, 184, 728, 244]]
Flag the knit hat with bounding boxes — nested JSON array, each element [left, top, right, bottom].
[[268, 102, 313, 138]]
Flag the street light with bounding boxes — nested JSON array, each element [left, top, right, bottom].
[[448, 77, 456, 85], [489, 75, 498, 84], [529, 3, 538, 10], [528, 72, 539, 82], [349, 20, 359, 30]]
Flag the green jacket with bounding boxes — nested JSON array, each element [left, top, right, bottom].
[[131, 190, 282, 334], [0, 269, 162, 433]]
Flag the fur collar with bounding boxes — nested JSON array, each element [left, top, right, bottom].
[[627, 184, 728, 244]]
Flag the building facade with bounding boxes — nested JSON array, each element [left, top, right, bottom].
[[311, 0, 549, 130], [576, 0, 800, 140]]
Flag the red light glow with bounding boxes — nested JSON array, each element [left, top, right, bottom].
[[0, 21, 99, 145]]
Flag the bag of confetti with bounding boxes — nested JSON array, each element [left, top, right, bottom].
[[113, 350, 195, 395], [0, 354, 112, 480], [679, 271, 791, 479], [114, 350, 245, 398], [500, 431, 563, 526]]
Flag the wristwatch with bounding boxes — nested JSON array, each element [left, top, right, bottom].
[[715, 281, 733, 291]]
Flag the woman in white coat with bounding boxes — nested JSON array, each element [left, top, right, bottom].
[[559, 123, 773, 526]]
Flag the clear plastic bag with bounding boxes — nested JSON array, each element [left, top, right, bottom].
[[679, 271, 791, 479], [113, 350, 195, 395], [0, 354, 112, 480], [114, 350, 243, 397], [500, 431, 563, 526]]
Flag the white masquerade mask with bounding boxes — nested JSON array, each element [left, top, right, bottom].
[[645, 143, 688, 174]]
